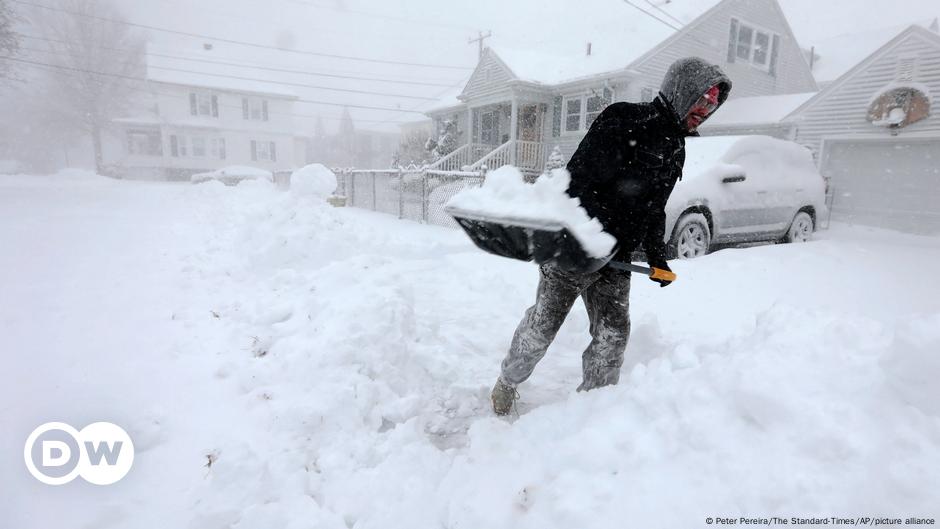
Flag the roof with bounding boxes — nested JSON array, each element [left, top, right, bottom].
[[700, 92, 817, 127], [801, 21, 935, 83]]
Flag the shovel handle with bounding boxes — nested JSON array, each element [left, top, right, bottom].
[[608, 261, 677, 282]]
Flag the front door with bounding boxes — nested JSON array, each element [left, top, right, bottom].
[[519, 104, 544, 142], [480, 110, 500, 146]]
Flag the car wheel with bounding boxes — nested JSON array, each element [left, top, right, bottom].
[[673, 213, 711, 259], [785, 211, 814, 243]]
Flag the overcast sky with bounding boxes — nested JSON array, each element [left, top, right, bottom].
[[103, 0, 938, 134]]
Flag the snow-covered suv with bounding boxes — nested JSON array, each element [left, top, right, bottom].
[[664, 135, 827, 259]]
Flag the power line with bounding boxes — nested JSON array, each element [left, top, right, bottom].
[[12, 57, 415, 125], [2, 55, 429, 114], [620, 0, 682, 32], [17, 44, 440, 101], [279, 0, 479, 33], [18, 34, 461, 88], [11, 0, 473, 71], [643, 0, 686, 28]]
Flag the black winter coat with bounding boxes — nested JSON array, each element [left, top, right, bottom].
[[566, 95, 691, 267]]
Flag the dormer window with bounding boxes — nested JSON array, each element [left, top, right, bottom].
[[728, 18, 779, 74]]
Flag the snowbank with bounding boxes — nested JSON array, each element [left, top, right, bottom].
[[191, 165, 273, 185], [5, 172, 940, 529], [446, 166, 616, 258], [290, 163, 337, 199]]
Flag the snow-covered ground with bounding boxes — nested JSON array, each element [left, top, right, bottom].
[[2, 172, 939, 528]]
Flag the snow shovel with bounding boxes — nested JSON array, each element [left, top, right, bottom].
[[446, 206, 677, 282]]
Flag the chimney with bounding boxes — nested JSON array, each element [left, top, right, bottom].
[[586, 42, 592, 56]]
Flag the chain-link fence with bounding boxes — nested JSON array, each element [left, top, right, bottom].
[[334, 167, 485, 228]]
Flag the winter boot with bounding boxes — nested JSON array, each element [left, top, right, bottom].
[[491, 377, 519, 416]]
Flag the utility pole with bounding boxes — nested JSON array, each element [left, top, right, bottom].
[[468, 30, 492, 60]]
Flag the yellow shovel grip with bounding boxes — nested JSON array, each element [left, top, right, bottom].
[[650, 267, 677, 282]]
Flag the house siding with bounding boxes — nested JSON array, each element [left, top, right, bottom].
[[792, 31, 940, 155], [629, 0, 816, 100], [462, 52, 516, 101]]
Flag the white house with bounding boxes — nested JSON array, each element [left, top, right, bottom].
[[423, 0, 817, 178], [103, 64, 301, 180], [784, 24, 940, 234]]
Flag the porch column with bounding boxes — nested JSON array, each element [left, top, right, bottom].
[[466, 106, 473, 146], [509, 97, 518, 166]]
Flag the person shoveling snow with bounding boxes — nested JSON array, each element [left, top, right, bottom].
[[449, 57, 731, 415]]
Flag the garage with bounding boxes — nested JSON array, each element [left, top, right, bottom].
[[822, 138, 940, 234]]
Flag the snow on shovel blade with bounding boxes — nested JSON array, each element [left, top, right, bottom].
[[445, 206, 612, 274]]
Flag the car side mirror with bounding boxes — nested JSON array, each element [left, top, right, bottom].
[[722, 174, 746, 183]]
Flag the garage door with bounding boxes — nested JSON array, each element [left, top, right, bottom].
[[823, 139, 940, 234]]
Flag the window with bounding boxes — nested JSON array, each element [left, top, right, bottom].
[[564, 98, 581, 132], [169, 134, 226, 159], [210, 138, 227, 160], [191, 136, 207, 158], [640, 87, 654, 102], [242, 97, 269, 121], [562, 89, 611, 133], [126, 128, 163, 156], [251, 140, 277, 162], [729, 19, 776, 70], [585, 94, 605, 128], [189, 92, 219, 117]]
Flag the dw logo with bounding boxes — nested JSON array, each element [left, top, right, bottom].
[[24, 422, 135, 485]]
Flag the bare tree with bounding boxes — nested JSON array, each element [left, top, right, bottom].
[[28, 0, 144, 174], [0, 0, 20, 79]]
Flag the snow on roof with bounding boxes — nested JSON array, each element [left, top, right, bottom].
[[778, 0, 938, 84], [802, 23, 929, 84], [700, 92, 817, 127], [481, 0, 723, 85]]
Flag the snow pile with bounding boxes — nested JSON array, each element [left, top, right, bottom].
[[290, 163, 337, 198], [191, 165, 273, 184], [446, 165, 616, 258], [4, 173, 940, 528]]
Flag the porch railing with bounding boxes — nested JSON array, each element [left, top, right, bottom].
[[426, 142, 493, 171], [515, 140, 545, 172], [469, 140, 513, 171]]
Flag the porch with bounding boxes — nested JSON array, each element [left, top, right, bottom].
[[429, 98, 550, 178]]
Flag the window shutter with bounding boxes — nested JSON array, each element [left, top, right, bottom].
[[262, 100, 269, 121], [769, 34, 781, 76], [251, 140, 257, 161], [270, 142, 277, 162], [219, 138, 226, 160], [242, 98, 250, 120], [603, 87, 612, 105], [170, 135, 179, 157], [552, 96, 562, 137], [189, 94, 197, 115], [211, 95, 219, 117], [727, 18, 739, 64]]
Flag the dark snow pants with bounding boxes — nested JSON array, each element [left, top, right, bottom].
[[500, 262, 631, 391]]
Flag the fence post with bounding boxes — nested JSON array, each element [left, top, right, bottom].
[[346, 168, 354, 206], [397, 167, 404, 219], [421, 169, 429, 223], [371, 171, 377, 211]]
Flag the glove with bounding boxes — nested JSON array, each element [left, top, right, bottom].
[[648, 259, 673, 288]]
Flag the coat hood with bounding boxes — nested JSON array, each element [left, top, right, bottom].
[[659, 57, 732, 126]]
